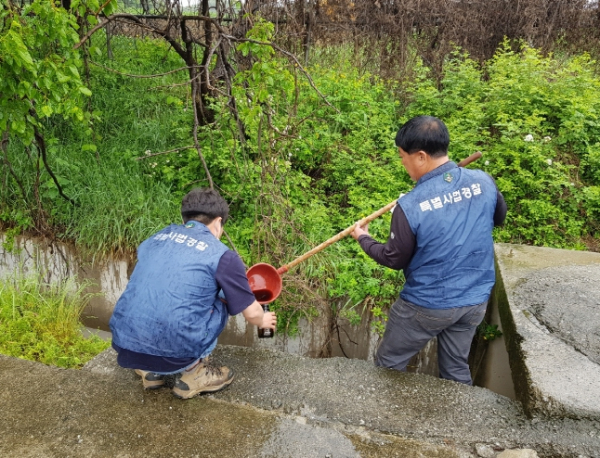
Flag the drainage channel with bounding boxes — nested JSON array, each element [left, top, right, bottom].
[[469, 289, 517, 400], [0, 232, 515, 400]]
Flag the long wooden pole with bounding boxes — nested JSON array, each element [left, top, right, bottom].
[[276, 151, 483, 274]]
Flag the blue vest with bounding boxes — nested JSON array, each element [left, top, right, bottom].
[[109, 221, 230, 358], [398, 162, 497, 309]]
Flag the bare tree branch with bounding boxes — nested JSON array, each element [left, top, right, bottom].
[[191, 78, 214, 189], [33, 126, 77, 206]]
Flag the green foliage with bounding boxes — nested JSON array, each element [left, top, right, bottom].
[[0, 0, 92, 144], [227, 36, 409, 326], [370, 304, 389, 337], [235, 19, 293, 108], [0, 0, 102, 239], [477, 321, 503, 342], [0, 270, 110, 368], [2, 33, 188, 254], [0, 208, 32, 252], [403, 41, 600, 248], [2, 20, 600, 335]]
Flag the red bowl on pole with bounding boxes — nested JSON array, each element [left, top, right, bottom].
[[246, 263, 283, 304]]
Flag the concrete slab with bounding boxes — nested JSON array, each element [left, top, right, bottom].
[[494, 243, 600, 420], [3, 346, 600, 457]]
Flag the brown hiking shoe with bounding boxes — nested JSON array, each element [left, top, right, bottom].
[[134, 369, 166, 390], [171, 358, 234, 400]]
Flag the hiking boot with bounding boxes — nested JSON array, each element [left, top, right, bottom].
[[172, 358, 234, 400], [134, 369, 166, 390]]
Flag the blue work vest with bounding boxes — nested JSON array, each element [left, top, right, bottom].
[[109, 221, 229, 358], [398, 161, 497, 309]]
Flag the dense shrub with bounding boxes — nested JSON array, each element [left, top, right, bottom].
[[403, 42, 600, 249]]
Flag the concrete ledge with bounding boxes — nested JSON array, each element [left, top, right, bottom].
[[494, 243, 600, 420], [2, 345, 600, 456]]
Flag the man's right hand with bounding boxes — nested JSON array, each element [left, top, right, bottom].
[[242, 300, 277, 329]]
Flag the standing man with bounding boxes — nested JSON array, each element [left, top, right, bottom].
[[351, 116, 506, 385], [110, 188, 277, 399]]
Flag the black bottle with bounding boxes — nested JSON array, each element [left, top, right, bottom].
[[257, 303, 274, 338]]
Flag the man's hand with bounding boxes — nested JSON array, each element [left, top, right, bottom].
[[351, 222, 370, 240], [243, 300, 277, 329], [260, 310, 277, 330]]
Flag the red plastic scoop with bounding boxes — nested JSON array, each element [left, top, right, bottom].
[[247, 263, 282, 304]]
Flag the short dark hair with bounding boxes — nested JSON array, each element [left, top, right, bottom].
[[395, 116, 449, 158], [181, 188, 229, 224]]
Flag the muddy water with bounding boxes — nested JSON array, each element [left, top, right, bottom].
[[476, 297, 516, 399]]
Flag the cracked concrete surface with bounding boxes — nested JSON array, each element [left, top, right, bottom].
[[494, 244, 600, 421]]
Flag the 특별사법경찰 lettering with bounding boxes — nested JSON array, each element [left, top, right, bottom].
[[153, 232, 209, 251], [419, 183, 482, 212]]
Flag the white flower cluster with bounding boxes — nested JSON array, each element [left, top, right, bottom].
[[524, 134, 552, 142]]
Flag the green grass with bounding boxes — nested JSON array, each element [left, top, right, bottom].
[[0, 33, 191, 255], [0, 271, 110, 368]]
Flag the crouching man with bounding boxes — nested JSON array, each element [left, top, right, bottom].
[[109, 188, 276, 399]]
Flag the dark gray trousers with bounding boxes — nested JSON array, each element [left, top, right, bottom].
[[375, 297, 488, 385]]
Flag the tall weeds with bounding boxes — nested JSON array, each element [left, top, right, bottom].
[[0, 271, 109, 368]]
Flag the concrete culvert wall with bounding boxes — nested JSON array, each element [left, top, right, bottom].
[[493, 243, 600, 420]]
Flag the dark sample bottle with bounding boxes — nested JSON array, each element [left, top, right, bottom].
[[257, 303, 274, 338]]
